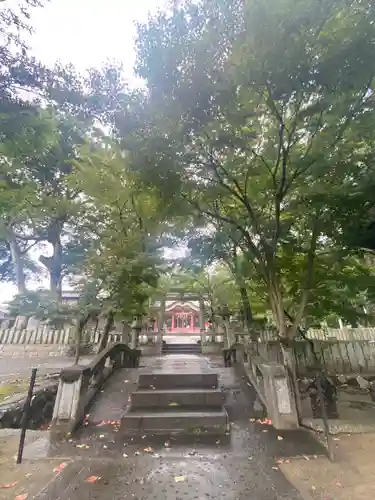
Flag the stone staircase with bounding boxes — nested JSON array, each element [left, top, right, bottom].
[[161, 342, 201, 355], [121, 371, 228, 435]]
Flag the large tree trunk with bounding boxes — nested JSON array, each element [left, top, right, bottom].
[[98, 311, 115, 353], [236, 278, 253, 330], [7, 229, 26, 293], [39, 219, 64, 300]]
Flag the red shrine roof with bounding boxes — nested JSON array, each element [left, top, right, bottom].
[[164, 301, 200, 313]]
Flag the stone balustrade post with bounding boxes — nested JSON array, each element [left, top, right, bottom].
[[199, 297, 206, 344], [51, 366, 85, 437], [130, 318, 142, 349]]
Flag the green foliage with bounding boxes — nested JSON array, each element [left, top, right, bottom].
[[123, 0, 375, 336], [71, 145, 163, 319], [3, 0, 375, 342]]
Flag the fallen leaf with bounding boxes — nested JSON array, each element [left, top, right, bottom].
[[144, 447, 153, 453], [53, 463, 67, 473], [174, 476, 185, 483], [248, 456, 253, 460], [99, 435, 105, 439], [0, 482, 17, 489], [277, 436, 283, 441], [215, 440, 220, 445], [141, 435, 146, 439], [164, 441, 171, 448], [261, 429, 268, 433], [103, 445, 108, 449], [336, 482, 342, 487], [303, 455, 310, 461], [86, 476, 101, 483], [272, 467, 279, 470], [249, 418, 255, 423], [152, 453, 161, 458], [96, 420, 108, 427], [123, 454, 128, 458], [333, 437, 340, 441], [168, 402, 179, 406], [15, 495, 28, 500], [25, 473, 32, 478], [134, 451, 140, 456]]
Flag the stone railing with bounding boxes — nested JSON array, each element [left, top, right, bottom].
[[51, 343, 141, 436], [239, 344, 299, 430]]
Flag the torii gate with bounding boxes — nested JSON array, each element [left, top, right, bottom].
[[149, 290, 207, 342]]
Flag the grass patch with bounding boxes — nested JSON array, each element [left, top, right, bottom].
[[0, 382, 29, 402]]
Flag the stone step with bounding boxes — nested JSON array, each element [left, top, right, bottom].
[[121, 408, 229, 434], [162, 344, 201, 354], [131, 388, 225, 409], [138, 372, 218, 390], [162, 343, 201, 348]]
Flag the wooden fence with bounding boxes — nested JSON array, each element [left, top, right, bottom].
[[0, 327, 123, 346], [257, 327, 375, 342], [2, 325, 375, 376], [256, 339, 375, 376]]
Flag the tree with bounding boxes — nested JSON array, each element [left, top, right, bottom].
[[70, 144, 166, 349], [119, 0, 375, 346]]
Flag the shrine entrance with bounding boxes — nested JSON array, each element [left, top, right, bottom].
[[150, 291, 207, 340]]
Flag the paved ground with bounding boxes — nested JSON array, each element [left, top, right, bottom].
[[4, 354, 325, 500], [280, 433, 375, 500], [0, 353, 93, 381]]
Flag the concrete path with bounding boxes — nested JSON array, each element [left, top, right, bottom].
[[15, 354, 325, 500]]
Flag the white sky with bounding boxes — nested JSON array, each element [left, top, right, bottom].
[[29, 0, 166, 76], [0, 0, 167, 304]]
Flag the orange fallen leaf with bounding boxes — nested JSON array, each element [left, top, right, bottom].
[[96, 420, 108, 427], [144, 447, 154, 453], [86, 476, 101, 483], [0, 482, 17, 489], [53, 462, 67, 473], [15, 494, 28, 500]]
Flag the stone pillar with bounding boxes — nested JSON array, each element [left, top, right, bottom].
[[157, 296, 166, 343], [130, 318, 142, 349], [199, 298, 206, 343], [51, 367, 85, 437], [121, 321, 131, 345], [224, 319, 236, 348]]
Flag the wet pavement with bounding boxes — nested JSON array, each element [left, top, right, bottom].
[[22, 355, 326, 499]]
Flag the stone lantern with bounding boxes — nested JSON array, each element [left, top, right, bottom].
[[130, 317, 143, 349], [218, 305, 233, 347]]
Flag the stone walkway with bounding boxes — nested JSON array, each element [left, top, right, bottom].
[[7, 354, 326, 500]]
